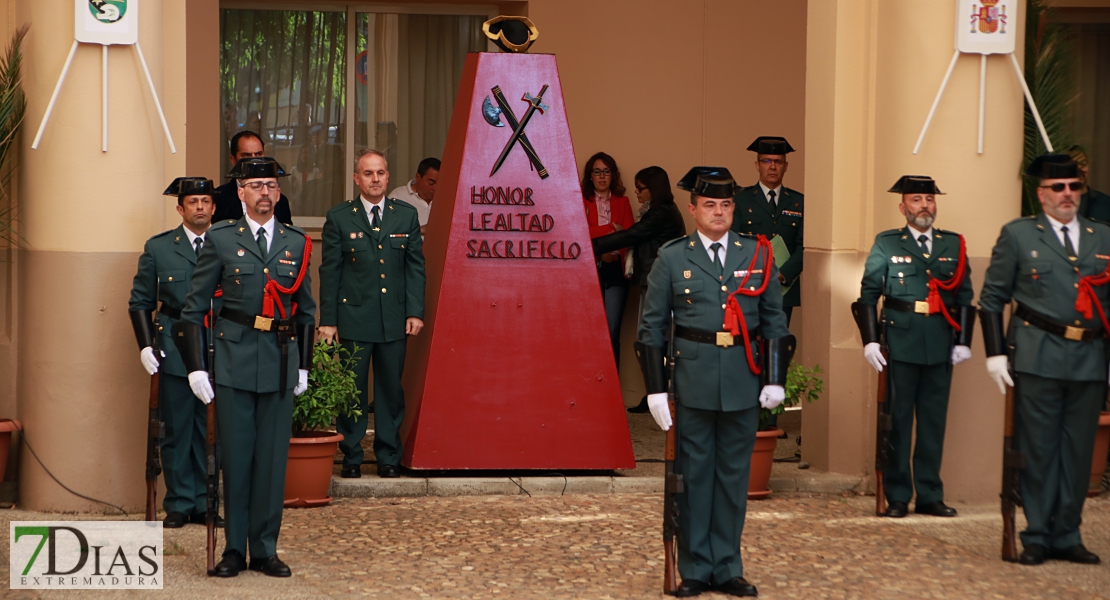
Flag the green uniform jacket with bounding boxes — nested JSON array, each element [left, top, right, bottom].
[[639, 231, 791, 411], [129, 225, 210, 378], [979, 214, 1110, 381], [180, 218, 317, 392], [730, 184, 804, 308], [858, 227, 974, 365], [318, 197, 426, 343], [1079, 187, 1110, 226]]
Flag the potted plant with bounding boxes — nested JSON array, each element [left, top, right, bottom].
[[749, 362, 824, 499], [284, 340, 362, 508]]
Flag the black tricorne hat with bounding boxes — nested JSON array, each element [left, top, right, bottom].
[[747, 136, 795, 155], [163, 177, 215, 197], [677, 167, 739, 199], [887, 175, 944, 195], [1024, 154, 1079, 180], [483, 16, 539, 53], [228, 157, 289, 180]]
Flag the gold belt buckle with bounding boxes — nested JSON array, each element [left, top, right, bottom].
[[914, 301, 930, 315], [254, 316, 274, 332], [716, 332, 734, 347], [1065, 325, 1085, 341]]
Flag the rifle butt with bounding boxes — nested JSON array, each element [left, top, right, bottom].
[[1001, 507, 1018, 562], [875, 473, 886, 516], [663, 538, 678, 594], [874, 349, 890, 517]]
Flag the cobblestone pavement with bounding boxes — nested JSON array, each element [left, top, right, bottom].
[[3, 493, 1110, 599]]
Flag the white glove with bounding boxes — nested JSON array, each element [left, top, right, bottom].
[[294, 369, 309, 397], [950, 345, 972, 366], [139, 346, 162, 375], [187, 371, 215, 405], [863, 342, 886, 373], [647, 393, 672, 431], [759, 385, 785, 410], [985, 355, 1013, 395]]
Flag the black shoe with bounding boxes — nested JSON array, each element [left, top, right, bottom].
[[212, 551, 246, 577], [248, 555, 292, 577], [189, 513, 226, 527], [915, 501, 958, 517], [1050, 544, 1101, 564], [377, 464, 400, 478], [627, 397, 649, 413], [163, 512, 188, 529], [714, 577, 759, 597], [671, 579, 710, 597], [341, 465, 361, 478], [884, 501, 908, 518], [1019, 543, 1048, 565]]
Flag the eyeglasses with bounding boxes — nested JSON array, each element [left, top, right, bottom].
[[1039, 182, 1083, 192], [592, 169, 612, 177], [759, 159, 785, 167], [242, 181, 280, 191], [634, 185, 647, 192]]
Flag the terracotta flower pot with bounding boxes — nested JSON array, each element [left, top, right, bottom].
[[284, 431, 343, 508], [748, 427, 782, 499], [1088, 412, 1110, 497], [0, 419, 21, 482]]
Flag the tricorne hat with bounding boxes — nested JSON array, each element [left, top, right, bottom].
[[1024, 154, 1079, 180], [677, 167, 739, 199], [887, 175, 944, 196], [483, 16, 538, 53], [746, 136, 795, 155], [228, 157, 289, 180], [163, 177, 215, 197]]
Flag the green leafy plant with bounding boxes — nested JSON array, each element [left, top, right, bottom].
[[293, 341, 362, 436], [0, 25, 28, 251], [759, 362, 823, 431]]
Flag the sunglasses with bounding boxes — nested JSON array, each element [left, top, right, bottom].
[[1039, 182, 1083, 192]]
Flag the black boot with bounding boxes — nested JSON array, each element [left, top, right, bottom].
[[627, 396, 649, 413]]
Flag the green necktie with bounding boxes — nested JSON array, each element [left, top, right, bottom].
[[371, 206, 381, 229], [710, 242, 723, 279], [1062, 226, 1077, 260], [257, 226, 268, 257]]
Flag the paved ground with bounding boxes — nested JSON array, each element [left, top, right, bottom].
[[4, 492, 1110, 598]]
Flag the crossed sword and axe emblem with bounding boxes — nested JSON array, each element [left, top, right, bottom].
[[482, 84, 550, 179]]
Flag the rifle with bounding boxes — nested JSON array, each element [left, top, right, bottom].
[[1000, 334, 1022, 562], [662, 321, 682, 594], [874, 339, 893, 517], [205, 298, 218, 576], [145, 282, 165, 522]]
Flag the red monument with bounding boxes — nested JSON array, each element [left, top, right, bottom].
[[400, 33, 634, 470]]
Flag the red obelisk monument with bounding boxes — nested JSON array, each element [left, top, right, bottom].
[[401, 51, 635, 469]]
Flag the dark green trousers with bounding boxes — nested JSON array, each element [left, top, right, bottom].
[[885, 359, 952, 506], [336, 338, 407, 467], [676, 403, 758, 585], [160, 373, 214, 516], [215, 385, 291, 559], [1014, 373, 1104, 549]]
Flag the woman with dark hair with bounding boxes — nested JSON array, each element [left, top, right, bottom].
[[583, 152, 636, 369], [593, 166, 686, 412]]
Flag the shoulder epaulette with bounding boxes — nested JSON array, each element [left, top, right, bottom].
[[150, 228, 176, 240], [389, 197, 416, 211], [782, 186, 803, 197], [282, 223, 307, 236], [877, 228, 903, 237], [210, 219, 238, 231], [661, 237, 688, 250], [735, 232, 759, 240]]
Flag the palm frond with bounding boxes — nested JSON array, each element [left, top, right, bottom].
[[0, 24, 28, 250]]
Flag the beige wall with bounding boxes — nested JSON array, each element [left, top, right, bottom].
[[802, 0, 1027, 503]]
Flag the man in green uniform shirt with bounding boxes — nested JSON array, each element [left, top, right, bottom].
[[730, 136, 803, 324], [1070, 145, 1110, 226], [129, 177, 220, 529], [852, 175, 975, 518], [640, 167, 793, 597], [980, 154, 1110, 566], [174, 157, 316, 578], [318, 148, 426, 479]]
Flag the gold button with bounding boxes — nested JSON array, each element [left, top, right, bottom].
[[158, 326, 163, 331], [1076, 320, 1081, 325], [676, 350, 681, 355], [168, 276, 173, 281], [749, 286, 755, 291], [352, 258, 357, 262], [1075, 283, 1080, 288], [380, 274, 386, 279], [684, 288, 690, 294], [722, 304, 726, 309], [898, 272, 904, 277], [1031, 268, 1037, 274], [401, 244, 405, 248], [263, 268, 269, 274], [342, 299, 347, 303], [926, 269, 931, 275], [747, 220, 752, 225], [235, 268, 240, 273], [379, 259, 385, 264], [721, 285, 727, 291], [378, 244, 383, 249], [219, 332, 223, 337], [382, 288, 387, 293]]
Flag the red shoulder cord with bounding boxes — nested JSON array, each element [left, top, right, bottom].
[[262, 236, 313, 319], [925, 234, 968, 331], [721, 235, 774, 375], [1076, 260, 1110, 333]]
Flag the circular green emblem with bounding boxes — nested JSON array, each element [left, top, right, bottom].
[[88, 0, 127, 24]]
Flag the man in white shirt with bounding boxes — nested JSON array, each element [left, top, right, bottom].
[[388, 157, 440, 236]]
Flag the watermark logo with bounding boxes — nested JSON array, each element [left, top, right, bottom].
[[10, 521, 162, 589]]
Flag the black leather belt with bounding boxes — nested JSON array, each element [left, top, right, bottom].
[[219, 308, 293, 334], [883, 297, 957, 316], [675, 325, 761, 348], [158, 302, 182, 320], [1015, 304, 1106, 342]]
